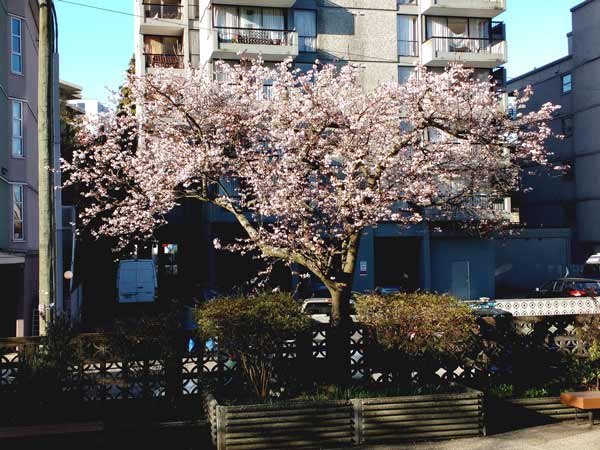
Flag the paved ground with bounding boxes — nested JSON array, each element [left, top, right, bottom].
[[357, 422, 600, 450], [4, 421, 600, 450]]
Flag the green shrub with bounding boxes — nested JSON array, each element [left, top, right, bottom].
[[355, 292, 477, 357], [20, 315, 81, 406], [196, 292, 310, 400]]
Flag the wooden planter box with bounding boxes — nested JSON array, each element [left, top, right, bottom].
[[205, 386, 485, 450], [486, 396, 579, 434], [356, 387, 485, 445]]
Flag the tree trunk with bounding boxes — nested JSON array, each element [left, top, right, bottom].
[[328, 285, 353, 385], [326, 232, 362, 386]]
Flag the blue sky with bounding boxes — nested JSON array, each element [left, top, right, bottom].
[[55, 0, 583, 104]]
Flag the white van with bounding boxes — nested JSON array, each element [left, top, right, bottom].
[[117, 259, 158, 303]]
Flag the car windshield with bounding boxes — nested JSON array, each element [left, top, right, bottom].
[[304, 303, 331, 315], [304, 303, 357, 315]]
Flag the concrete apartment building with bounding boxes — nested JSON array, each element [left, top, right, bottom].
[[133, 0, 512, 299], [0, 0, 63, 336], [506, 0, 600, 275]]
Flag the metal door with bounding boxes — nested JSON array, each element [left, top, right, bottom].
[[451, 260, 471, 300]]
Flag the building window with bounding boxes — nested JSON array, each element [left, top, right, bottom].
[[397, 15, 418, 57], [11, 17, 23, 74], [12, 101, 24, 157], [13, 185, 24, 241], [294, 10, 316, 52], [561, 116, 573, 138], [398, 66, 413, 84], [562, 73, 572, 94]]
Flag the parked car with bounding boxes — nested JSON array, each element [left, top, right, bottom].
[[301, 298, 358, 323], [582, 254, 600, 279], [529, 277, 600, 298], [116, 259, 158, 303], [374, 285, 406, 296]]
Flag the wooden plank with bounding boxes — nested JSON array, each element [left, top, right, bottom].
[[226, 418, 351, 432], [364, 404, 481, 417], [227, 406, 351, 419], [364, 399, 481, 411], [364, 422, 482, 436], [363, 427, 482, 443], [364, 416, 481, 428], [226, 413, 351, 425], [0, 421, 103, 439]]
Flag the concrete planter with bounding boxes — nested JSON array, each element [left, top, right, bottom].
[[205, 386, 485, 449]]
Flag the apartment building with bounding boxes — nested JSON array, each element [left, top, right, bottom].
[[0, 0, 63, 336], [503, 0, 600, 282], [133, 0, 509, 299]]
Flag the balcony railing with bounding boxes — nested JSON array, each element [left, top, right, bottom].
[[216, 27, 295, 47], [145, 53, 184, 69], [427, 37, 505, 55], [398, 40, 419, 57], [143, 3, 183, 20]]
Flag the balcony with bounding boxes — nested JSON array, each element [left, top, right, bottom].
[[144, 53, 184, 72], [421, 37, 507, 68], [139, 1, 184, 34], [421, 0, 506, 18], [208, 27, 299, 61], [210, 0, 296, 6]]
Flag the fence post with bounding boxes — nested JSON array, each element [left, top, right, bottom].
[[216, 404, 227, 450], [352, 398, 364, 445]]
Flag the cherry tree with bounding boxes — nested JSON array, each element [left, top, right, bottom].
[[65, 59, 558, 353]]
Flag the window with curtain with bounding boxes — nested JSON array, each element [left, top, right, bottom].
[[294, 10, 316, 52], [397, 15, 417, 56], [215, 6, 239, 28], [240, 7, 261, 29], [12, 101, 23, 157], [11, 17, 23, 74], [426, 17, 490, 52], [13, 185, 24, 241], [398, 66, 413, 84]]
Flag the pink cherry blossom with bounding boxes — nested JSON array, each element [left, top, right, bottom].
[[63, 59, 559, 324]]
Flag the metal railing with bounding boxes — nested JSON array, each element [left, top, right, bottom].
[[143, 2, 183, 20], [428, 36, 504, 55], [216, 27, 294, 47], [144, 53, 184, 69], [398, 40, 419, 57]]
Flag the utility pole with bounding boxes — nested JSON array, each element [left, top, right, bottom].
[[38, 0, 55, 335]]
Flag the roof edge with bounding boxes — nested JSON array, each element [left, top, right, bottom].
[[507, 55, 573, 85]]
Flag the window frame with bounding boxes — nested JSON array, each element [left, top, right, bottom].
[[562, 73, 572, 94], [293, 9, 317, 53], [12, 184, 25, 242], [11, 16, 23, 75], [11, 100, 24, 158]]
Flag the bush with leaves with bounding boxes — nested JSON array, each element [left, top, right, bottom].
[[19, 315, 81, 408], [196, 292, 310, 400], [576, 317, 600, 390], [355, 292, 477, 357]]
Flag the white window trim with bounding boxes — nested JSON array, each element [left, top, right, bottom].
[[10, 16, 24, 76], [11, 100, 24, 158], [12, 184, 25, 242]]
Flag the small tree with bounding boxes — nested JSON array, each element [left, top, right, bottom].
[[197, 292, 310, 400], [65, 59, 559, 379]]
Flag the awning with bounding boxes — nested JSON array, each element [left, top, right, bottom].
[[0, 252, 25, 265]]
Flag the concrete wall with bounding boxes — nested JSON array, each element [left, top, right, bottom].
[[494, 229, 571, 294], [430, 237, 495, 300], [507, 0, 600, 261]]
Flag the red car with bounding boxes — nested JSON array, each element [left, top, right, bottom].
[[530, 278, 600, 298]]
